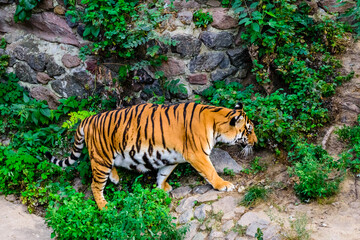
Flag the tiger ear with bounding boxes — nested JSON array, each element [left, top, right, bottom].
[[234, 102, 243, 110], [230, 115, 244, 126]]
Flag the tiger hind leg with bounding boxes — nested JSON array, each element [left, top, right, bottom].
[[90, 159, 111, 210], [109, 167, 120, 185], [157, 164, 178, 192]]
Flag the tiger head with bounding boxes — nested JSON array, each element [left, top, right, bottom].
[[216, 102, 257, 156]]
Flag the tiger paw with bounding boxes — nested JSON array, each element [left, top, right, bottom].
[[162, 182, 173, 192], [214, 180, 235, 192]]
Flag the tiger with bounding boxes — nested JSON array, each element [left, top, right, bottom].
[[46, 102, 257, 210]]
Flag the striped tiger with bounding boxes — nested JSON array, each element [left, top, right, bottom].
[[46, 102, 257, 209]]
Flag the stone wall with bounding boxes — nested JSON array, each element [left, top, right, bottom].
[[0, 0, 350, 108]]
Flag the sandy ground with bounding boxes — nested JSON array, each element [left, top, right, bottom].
[[0, 195, 52, 240]]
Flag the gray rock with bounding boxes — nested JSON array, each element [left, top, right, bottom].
[[178, 11, 193, 25], [192, 184, 212, 194], [219, 54, 231, 69], [200, 31, 234, 50], [222, 211, 235, 221], [189, 52, 225, 73], [179, 209, 194, 224], [192, 232, 207, 240], [140, 80, 163, 101], [194, 204, 212, 220], [210, 148, 243, 174], [225, 231, 238, 240], [171, 34, 202, 58], [185, 220, 200, 240], [211, 66, 237, 81], [46, 58, 65, 77], [237, 212, 260, 226], [209, 230, 225, 240], [212, 196, 238, 214], [11, 45, 28, 61], [25, 53, 46, 71], [175, 196, 198, 213], [196, 190, 223, 203], [14, 62, 37, 83], [66, 15, 78, 28], [171, 186, 192, 199], [227, 47, 251, 67], [246, 219, 270, 237], [222, 220, 235, 232], [263, 225, 280, 240]]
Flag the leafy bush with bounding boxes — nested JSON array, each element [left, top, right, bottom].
[[46, 182, 186, 240], [337, 0, 360, 38], [67, 0, 175, 76], [336, 115, 360, 174], [14, 0, 41, 22], [193, 9, 213, 28], [288, 143, 344, 201]]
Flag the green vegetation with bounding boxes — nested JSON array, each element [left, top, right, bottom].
[[288, 143, 344, 202], [14, 0, 41, 22], [336, 115, 360, 174], [241, 157, 266, 175], [223, 167, 235, 176], [67, 0, 175, 79], [337, 0, 360, 37], [241, 186, 268, 207], [46, 181, 186, 240], [193, 9, 213, 28]]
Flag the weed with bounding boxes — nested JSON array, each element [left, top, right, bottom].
[[241, 186, 268, 207], [242, 157, 266, 175], [193, 9, 213, 28], [223, 167, 235, 176]]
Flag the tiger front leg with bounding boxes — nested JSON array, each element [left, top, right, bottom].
[[187, 153, 235, 192]]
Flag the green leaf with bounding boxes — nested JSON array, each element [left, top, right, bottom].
[[40, 108, 51, 118], [251, 22, 260, 32], [23, 93, 30, 103], [83, 27, 91, 37]]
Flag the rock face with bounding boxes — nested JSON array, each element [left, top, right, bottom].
[[200, 31, 234, 50], [189, 52, 226, 72], [171, 34, 202, 58]]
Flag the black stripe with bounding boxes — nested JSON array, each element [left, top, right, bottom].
[[159, 113, 166, 148], [136, 126, 142, 152], [148, 140, 153, 156], [211, 107, 222, 112], [70, 152, 79, 160], [164, 107, 171, 125], [129, 146, 140, 164], [142, 153, 155, 171]]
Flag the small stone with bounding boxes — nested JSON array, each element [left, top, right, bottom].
[[179, 209, 194, 224], [178, 11, 193, 25], [211, 66, 237, 81], [38, 0, 54, 10], [196, 190, 223, 203], [171, 186, 192, 199], [36, 72, 51, 84], [207, 0, 221, 7], [225, 231, 238, 240], [237, 212, 261, 226], [189, 52, 225, 73], [61, 54, 81, 68], [234, 206, 246, 215], [171, 34, 202, 58], [227, 47, 251, 67], [5, 194, 16, 202], [54, 5, 66, 15], [157, 57, 185, 77], [263, 225, 280, 240], [14, 62, 37, 84], [46, 58, 65, 77], [66, 15, 78, 28], [209, 230, 225, 240], [192, 232, 206, 240], [212, 196, 238, 214], [245, 219, 270, 237], [200, 31, 234, 50], [29, 86, 60, 109], [175, 196, 198, 213], [192, 184, 212, 194], [25, 53, 46, 72], [194, 204, 212, 220], [187, 74, 208, 85], [238, 186, 245, 193], [185, 220, 200, 240], [222, 220, 235, 232], [222, 211, 235, 221], [211, 8, 238, 30]]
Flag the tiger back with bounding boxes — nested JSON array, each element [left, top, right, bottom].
[[46, 102, 257, 209]]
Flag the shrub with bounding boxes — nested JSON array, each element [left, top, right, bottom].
[[288, 143, 344, 201], [193, 9, 213, 28], [336, 115, 360, 174], [46, 182, 186, 240]]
